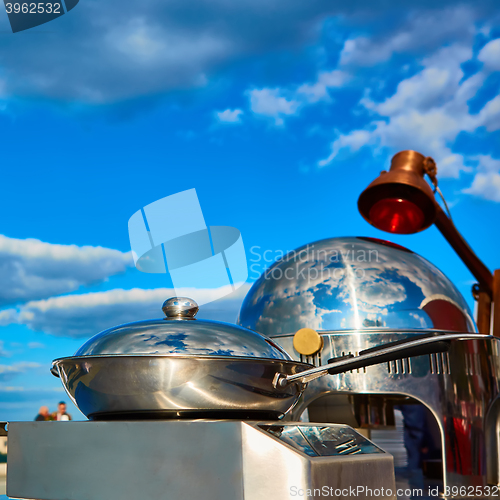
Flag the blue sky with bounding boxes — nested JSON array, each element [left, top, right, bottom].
[[0, 0, 499, 422]]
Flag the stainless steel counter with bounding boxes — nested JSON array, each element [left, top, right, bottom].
[[6, 420, 396, 500]]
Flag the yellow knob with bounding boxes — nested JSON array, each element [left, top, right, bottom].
[[293, 328, 324, 356]]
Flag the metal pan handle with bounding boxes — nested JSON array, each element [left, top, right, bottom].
[[273, 333, 487, 388]]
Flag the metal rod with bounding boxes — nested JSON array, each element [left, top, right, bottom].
[[433, 204, 499, 337], [494, 270, 500, 338], [477, 291, 492, 335], [434, 206, 493, 297]]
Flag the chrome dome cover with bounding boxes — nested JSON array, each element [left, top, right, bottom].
[[237, 237, 476, 336], [74, 297, 292, 360]]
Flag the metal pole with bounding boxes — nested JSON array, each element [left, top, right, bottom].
[[433, 205, 499, 336], [434, 206, 493, 296], [494, 270, 500, 338], [477, 291, 492, 335]]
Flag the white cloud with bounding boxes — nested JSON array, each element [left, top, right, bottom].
[[0, 308, 17, 324], [248, 88, 300, 125], [374, 49, 470, 116], [0, 341, 10, 357], [319, 42, 500, 180], [0, 386, 65, 405], [247, 69, 350, 124], [1, 285, 250, 338], [0, 12, 234, 103], [28, 342, 45, 349], [0, 362, 42, 382], [474, 154, 500, 172], [216, 108, 243, 123], [462, 155, 500, 201], [478, 38, 500, 71], [477, 95, 500, 132], [463, 172, 500, 202], [0, 1, 495, 107], [318, 129, 375, 167], [340, 37, 390, 67], [106, 18, 230, 71], [0, 234, 133, 305], [339, 6, 475, 67], [0, 0, 397, 105], [297, 70, 350, 103]]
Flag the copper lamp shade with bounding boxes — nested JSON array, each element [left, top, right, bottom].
[[358, 150, 438, 234]]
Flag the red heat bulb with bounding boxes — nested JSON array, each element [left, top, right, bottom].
[[368, 198, 425, 234]]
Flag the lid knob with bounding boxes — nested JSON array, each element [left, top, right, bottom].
[[293, 328, 324, 356], [162, 297, 199, 320]]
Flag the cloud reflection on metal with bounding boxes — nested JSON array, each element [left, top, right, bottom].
[[238, 236, 476, 336]]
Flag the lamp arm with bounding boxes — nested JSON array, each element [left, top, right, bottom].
[[434, 205, 493, 297]]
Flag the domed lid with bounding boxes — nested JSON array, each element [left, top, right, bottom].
[[74, 297, 292, 360], [238, 237, 476, 336]]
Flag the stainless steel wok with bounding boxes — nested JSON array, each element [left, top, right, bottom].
[[51, 297, 481, 420]]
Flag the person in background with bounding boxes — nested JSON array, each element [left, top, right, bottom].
[[34, 406, 51, 421], [398, 404, 426, 470], [397, 403, 441, 472], [52, 401, 72, 421]]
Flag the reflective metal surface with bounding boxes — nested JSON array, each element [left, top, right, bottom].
[[54, 332, 464, 420], [74, 297, 292, 360], [259, 423, 384, 456], [238, 237, 476, 335], [237, 238, 498, 493], [273, 331, 500, 492], [52, 356, 309, 419], [7, 421, 396, 500], [162, 296, 199, 319], [237, 236, 498, 491], [53, 296, 314, 419], [275, 333, 484, 386]]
